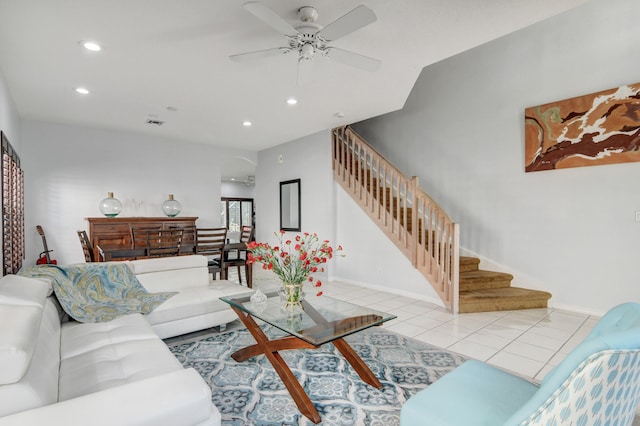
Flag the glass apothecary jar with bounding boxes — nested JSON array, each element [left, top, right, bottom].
[[99, 192, 122, 217], [162, 194, 181, 217]]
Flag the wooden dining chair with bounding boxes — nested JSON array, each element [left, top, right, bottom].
[[224, 225, 254, 288], [131, 226, 182, 258], [131, 226, 162, 251], [195, 227, 227, 280], [146, 229, 183, 258], [169, 225, 196, 255], [77, 230, 94, 262]]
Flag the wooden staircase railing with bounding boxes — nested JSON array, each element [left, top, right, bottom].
[[332, 126, 460, 313]]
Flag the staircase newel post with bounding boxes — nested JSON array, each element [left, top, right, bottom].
[[451, 222, 460, 314], [411, 176, 419, 267]]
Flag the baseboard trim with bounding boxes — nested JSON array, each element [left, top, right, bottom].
[[329, 276, 446, 309]]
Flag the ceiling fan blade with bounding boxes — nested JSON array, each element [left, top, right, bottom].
[[243, 2, 298, 37], [297, 57, 313, 86], [316, 5, 377, 42], [326, 47, 381, 72], [229, 47, 291, 63]]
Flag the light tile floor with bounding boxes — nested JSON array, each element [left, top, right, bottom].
[[327, 282, 599, 382], [236, 270, 596, 382]]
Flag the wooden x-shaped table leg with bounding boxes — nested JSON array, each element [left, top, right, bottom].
[[229, 306, 322, 424], [229, 302, 383, 424], [301, 300, 382, 388]]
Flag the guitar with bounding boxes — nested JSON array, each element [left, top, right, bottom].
[[36, 225, 57, 265]]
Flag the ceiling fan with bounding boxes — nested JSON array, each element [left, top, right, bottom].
[[230, 2, 381, 85]]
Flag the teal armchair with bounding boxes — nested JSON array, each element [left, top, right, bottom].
[[401, 302, 640, 425]]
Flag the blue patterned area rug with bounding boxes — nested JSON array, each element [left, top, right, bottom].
[[168, 325, 466, 426]]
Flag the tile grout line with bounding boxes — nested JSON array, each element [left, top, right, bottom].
[[530, 314, 592, 379], [477, 309, 557, 374]]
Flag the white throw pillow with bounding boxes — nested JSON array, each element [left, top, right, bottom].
[[0, 275, 53, 384], [0, 274, 52, 308], [0, 304, 44, 384]]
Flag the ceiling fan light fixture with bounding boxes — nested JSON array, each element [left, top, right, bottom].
[[74, 87, 90, 95], [242, 120, 252, 127], [80, 41, 102, 52], [286, 97, 298, 105], [300, 43, 314, 59]]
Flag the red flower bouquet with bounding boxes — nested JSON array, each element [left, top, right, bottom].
[[247, 231, 343, 297]]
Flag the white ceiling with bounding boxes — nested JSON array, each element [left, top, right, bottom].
[[0, 0, 587, 179]]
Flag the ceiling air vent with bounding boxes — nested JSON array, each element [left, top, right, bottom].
[[145, 119, 165, 126]]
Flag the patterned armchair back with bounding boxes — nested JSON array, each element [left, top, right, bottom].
[[520, 349, 640, 425], [507, 302, 640, 425]]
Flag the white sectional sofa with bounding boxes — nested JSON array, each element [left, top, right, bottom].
[[129, 255, 246, 338], [0, 255, 251, 425]]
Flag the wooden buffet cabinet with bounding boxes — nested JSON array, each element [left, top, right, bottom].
[[86, 217, 198, 262]]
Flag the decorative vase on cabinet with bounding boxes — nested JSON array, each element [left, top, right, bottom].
[[162, 194, 181, 217], [99, 192, 122, 218]]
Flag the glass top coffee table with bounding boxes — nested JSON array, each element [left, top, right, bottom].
[[220, 290, 396, 424]]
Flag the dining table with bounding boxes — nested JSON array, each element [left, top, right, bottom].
[[96, 244, 147, 262]]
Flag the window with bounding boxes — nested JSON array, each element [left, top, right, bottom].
[[1, 131, 24, 275], [220, 197, 254, 234]]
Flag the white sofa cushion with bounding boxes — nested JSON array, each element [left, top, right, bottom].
[[60, 313, 159, 359], [144, 281, 243, 326], [59, 323, 183, 401], [0, 369, 219, 426], [150, 309, 239, 340], [0, 274, 51, 308], [133, 256, 210, 293], [132, 255, 207, 274], [0, 299, 61, 417]]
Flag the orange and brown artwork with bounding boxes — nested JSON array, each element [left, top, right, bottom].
[[524, 82, 640, 172]]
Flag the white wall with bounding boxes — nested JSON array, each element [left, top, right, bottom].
[[335, 186, 442, 304], [0, 71, 20, 151], [255, 130, 338, 280], [21, 120, 256, 265], [221, 181, 255, 199], [352, 0, 640, 315]]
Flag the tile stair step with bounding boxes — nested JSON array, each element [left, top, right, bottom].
[[460, 270, 514, 291], [459, 287, 552, 313]]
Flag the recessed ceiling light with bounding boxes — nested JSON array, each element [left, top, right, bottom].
[[81, 41, 102, 52], [242, 120, 252, 127], [286, 98, 298, 105], [74, 87, 90, 95]]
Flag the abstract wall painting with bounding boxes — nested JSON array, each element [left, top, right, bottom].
[[524, 82, 640, 172]]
